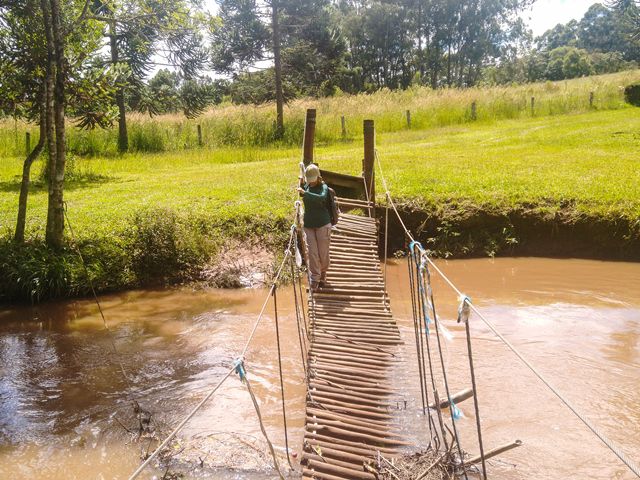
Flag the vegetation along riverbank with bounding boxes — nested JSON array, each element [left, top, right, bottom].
[[1, 72, 639, 303]]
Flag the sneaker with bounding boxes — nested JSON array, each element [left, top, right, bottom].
[[310, 282, 319, 291]]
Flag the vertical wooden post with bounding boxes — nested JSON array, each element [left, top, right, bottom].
[[341, 115, 347, 138], [25, 132, 31, 156], [589, 91, 594, 108], [363, 120, 375, 208], [197, 124, 203, 146], [530, 96, 535, 116], [471, 101, 477, 121], [303, 109, 316, 166], [406, 109, 411, 128]]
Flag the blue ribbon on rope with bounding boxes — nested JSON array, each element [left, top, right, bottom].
[[234, 358, 246, 383], [451, 400, 463, 421], [407, 241, 433, 336]]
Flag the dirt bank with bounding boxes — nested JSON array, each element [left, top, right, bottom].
[[382, 203, 640, 260]]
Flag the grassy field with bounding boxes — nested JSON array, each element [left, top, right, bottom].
[[3, 108, 639, 238], [1, 70, 639, 158], [1, 76, 639, 302]]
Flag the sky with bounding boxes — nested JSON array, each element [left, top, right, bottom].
[[522, 0, 598, 36], [202, 0, 599, 37]]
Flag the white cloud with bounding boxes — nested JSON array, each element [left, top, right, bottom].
[[521, 0, 598, 37]]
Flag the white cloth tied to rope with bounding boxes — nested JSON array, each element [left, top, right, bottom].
[[457, 295, 472, 324]]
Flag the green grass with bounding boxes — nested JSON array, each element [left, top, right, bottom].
[[1, 96, 639, 301], [1, 107, 639, 237], [1, 70, 639, 158]]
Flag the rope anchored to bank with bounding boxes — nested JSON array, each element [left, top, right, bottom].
[[375, 149, 640, 479], [128, 210, 308, 480]]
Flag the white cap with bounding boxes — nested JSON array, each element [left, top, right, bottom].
[[305, 164, 320, 183]]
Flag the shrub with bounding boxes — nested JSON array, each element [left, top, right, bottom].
[[624, 84, 640, 107], [126, 208, 210, 284], [0, 240, 82, 303]]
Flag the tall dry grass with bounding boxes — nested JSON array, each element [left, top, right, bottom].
[[1, 70, 638, 158]]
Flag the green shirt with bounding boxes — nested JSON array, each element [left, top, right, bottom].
[[303, 183, 331, 228]]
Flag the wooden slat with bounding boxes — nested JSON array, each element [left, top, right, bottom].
[[303, 212, 404, 478]]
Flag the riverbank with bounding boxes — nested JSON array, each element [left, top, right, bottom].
[[1, 108, 639, 303]]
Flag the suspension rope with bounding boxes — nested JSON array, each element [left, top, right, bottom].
[[383, 192, 390, 292], [290, 261, 308, 377], [128, 366, 236, 480], [128, 215, 298, 480], [412, 244, 450, 452], [407, 250, 440, 450], [408, 252, 427, 410], [63, 203, 145, 416], [459, 296, 487, 480], [236, 360, 286, 480], [272, 285, 295, 470], [375, 149, 640, 479], [421, 259, 468, 478]]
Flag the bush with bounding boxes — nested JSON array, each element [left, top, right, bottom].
[[127, 208, 210, 284], [0, 240, 83, 303], [0, 208, 216, 303], [624, 84, 640, 107]]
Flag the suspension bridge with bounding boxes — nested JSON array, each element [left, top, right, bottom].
[[125, 109, 640, 480]]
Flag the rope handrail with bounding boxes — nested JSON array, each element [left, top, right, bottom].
[[374, 149, 640, 478], [128, 212, 298, 480]]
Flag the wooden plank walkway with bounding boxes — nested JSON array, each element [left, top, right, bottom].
[[302, 208, 406, 480]]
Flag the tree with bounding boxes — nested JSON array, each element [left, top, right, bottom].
[[210, 0, 284, 127], [0, 0, 47, 243], [537, 20, 579, 51], [85, 0, 209, 152], [2, 0, 118, 247], [609, 0, 640, 54]]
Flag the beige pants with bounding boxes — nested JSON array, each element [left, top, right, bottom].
[[304, 223, 332, 284]]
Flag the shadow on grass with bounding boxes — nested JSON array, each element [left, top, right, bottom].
[[0, 172, 116, 193]]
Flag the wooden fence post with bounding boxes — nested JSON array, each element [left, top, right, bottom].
[[303, 109, 316, 166], [471, 101, 477, 121], [341, 115, 347, 138], [197, 124, 203, 146], [530, 96, 535, 116], [363, 119, 375, 208], [589, 91, 594, 108], [406, 109, 411, 128], [25, 132, 31, 156]]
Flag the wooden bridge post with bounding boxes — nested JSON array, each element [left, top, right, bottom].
[[303, 108, 316, 166], [363, 120, 375, 207]]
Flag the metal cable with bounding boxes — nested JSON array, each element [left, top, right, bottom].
[[244, 374, 286, 480]]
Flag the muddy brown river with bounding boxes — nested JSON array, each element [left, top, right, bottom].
[[1, 258, 638, 479]]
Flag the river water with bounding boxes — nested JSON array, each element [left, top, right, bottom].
[[0, 258, 638, 479]]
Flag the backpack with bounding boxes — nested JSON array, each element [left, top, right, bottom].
[[326, 186, 340, 226]]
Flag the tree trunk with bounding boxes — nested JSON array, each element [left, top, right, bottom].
[[14, 103, 46, 243], [46, 0, 66, 249], [41, 0, 58, 246], [109, 19, 128, 153], [271, 0, 284, 138]]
